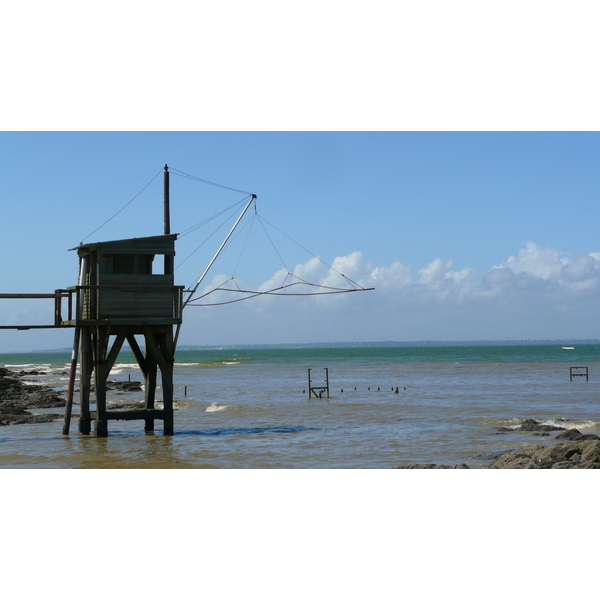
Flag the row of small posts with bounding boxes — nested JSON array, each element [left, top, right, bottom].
[[307, 368, 404, 397]]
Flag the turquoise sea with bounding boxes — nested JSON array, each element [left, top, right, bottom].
[[1, 344, 599, 468]]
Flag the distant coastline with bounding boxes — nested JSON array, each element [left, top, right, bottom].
[[176, 339, 600, 351], [4, 338, 600, 355]]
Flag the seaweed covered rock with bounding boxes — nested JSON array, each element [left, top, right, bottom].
[[517, 419, 566, 432], [394, 463, 471, 469], [109, 380, 143, 392], [20, 389, 66, 408], [0, 367, 66, 424], [555, 428, 600, 442], [0, 369, 28, 401], [486, 440, 600, 469], [0, 401, 30, 416]]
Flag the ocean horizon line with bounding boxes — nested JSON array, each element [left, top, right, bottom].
[[2, 338, 600, 355]]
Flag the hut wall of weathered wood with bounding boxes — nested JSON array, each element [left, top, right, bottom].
[[71, 234, 181, 324]]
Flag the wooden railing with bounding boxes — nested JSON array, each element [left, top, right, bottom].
[[0, 285, 184, 329], [0, 291, 71, 329]]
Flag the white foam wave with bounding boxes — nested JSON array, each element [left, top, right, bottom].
[[205, 402, 231, 412], [223, 362, 240, 366], [110, 363, 141, 375], [541, 418, 598, 430], [4, 363, 52, 369], [562, 347, 575, 350]]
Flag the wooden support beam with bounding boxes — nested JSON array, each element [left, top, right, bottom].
[[0, 293, 67, 298], [144, 329, 167, 372], [127, 334, 148, 376], [95, 409, 166, 421], [144, 356, 157, 432], [158, 330, 175, 436], [105, 334, 126, 373]]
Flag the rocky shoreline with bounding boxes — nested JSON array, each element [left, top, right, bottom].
[[0, 366, 66, 425], [0, 367, 145, 426], [395, 418, 600, 469]]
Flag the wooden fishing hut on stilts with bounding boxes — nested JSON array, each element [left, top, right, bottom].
[[62, 165, 183, 436], [2, 164, 374, 438]]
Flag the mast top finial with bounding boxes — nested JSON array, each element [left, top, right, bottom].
[[164, 164, 169, 171]]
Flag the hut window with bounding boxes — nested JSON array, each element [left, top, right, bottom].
[[113, 255, 136, 274], [100, 254, 154, 274]]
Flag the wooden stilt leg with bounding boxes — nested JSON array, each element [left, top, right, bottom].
[[94, 328, 109, 437], [63, 327, 81, 435], [79, 327, 92, 435], [160, 330, 175, 436], [144, 352, 157, 432]]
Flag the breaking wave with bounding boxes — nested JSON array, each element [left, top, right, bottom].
[[205, 402, 232, 412]]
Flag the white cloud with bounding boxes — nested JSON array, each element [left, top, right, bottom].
[[503, 241, 569, 280], [223, 242, 600, 342], [6, 242, 600, 351], [248, 243, 600, 310]]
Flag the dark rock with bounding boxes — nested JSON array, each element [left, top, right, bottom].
[[109, 380, 143, 392], [581, 443, 600, 463], [0, 373, 27, 400], [1, 367, 65, 409], [486, 440, 600, 469], [519, 419, 541, 431], [556, 428, 600, 441], [0, 413, 62, 425], [107, 401, 146, 410], [20, 389, 65, 408], [394, 463, 471, 469], [516, 419, 565, 432], [532, 432, 550, 436], [0, 402, 31, 416]]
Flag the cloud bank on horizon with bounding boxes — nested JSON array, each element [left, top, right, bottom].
[[176, 240, 600, 346], [1, 240, 599, 352]]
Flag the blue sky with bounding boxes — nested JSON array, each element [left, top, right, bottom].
[[2, 3, 600, 352], [1, 131, 599, 351]]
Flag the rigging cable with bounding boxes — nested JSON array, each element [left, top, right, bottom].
[[182, 194, 257, 309], [178, 196, 252, 238], [255, 213, 366, 289], [182, 204, 373, 307], [175, 197, 254, 271], [169, 167, 254, 195], [80, 168, 163, 244], [186, 279, 373, 306]]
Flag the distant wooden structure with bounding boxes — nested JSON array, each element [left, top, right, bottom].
[[308, 368, 330, 399], [570, 366, 589, 382]]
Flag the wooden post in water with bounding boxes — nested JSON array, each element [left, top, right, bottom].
[[62, 327, 81, 434]]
